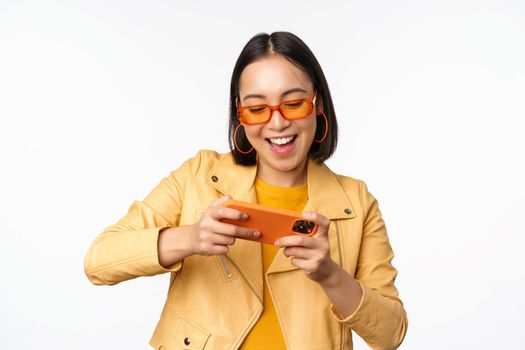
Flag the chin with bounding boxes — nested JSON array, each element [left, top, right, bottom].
[[266, 156, 306, 173]]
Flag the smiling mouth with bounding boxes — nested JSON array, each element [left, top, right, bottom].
[[265, 135, 298, 155], [266, 135, 297, 146]]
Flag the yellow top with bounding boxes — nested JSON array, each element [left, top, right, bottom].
[[240, 177, 308, 350]]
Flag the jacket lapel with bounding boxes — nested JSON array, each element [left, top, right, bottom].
[[206, 154, 263, 300], [267, 159, 356, 275], [205, 153, 258, 203], [304, 159, 356, 219]]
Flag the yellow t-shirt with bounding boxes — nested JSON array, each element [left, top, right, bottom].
[[240, 177, 308, 350]]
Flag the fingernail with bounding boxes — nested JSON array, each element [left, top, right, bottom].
[[253, 231, 260, 238], [274, 240, 280, 247], [302, 212, 313, 218], [242, 213, 248, 220]]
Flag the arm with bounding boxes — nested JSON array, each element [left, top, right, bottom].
[[83, 156, 194, 285], [84, 153, 258, 285], [277, 183, 408, 349], [328, 183, 408, 349]]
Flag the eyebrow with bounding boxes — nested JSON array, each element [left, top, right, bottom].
[[242, 87, 308, 101]]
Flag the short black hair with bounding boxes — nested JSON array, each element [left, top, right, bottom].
[[228, 31, 338, 165]]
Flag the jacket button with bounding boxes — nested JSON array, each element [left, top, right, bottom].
[[211, 176, 218, 182], [344, 208, 352, 214], [184, 337, 191, 345]]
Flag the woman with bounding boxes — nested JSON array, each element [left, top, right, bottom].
[[84, 32, 408, 350]]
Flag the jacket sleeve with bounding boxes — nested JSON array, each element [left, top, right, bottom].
[[330, 182, 408, 350], [84, 154, 200, 286]]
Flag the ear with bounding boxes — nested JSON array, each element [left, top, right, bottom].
[[315, 93, 324, 115]]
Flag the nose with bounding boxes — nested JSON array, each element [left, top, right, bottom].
[[266, 109, 290, 131]]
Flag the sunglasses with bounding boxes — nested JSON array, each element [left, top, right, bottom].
[[237, 92, 317, 125]]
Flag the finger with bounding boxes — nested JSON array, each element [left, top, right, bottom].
[[211, 221, 260, 239], [282, 246, 312, 259], [275, 234, 317, 248], [301, 211, 330, 227], [211, 206, 248, 222], [194, 240, 229, 256], [209, 244, 229, 255], [301, 212, 330, 237], [289, 257, 313, 272], [208, 233, 236, 246]]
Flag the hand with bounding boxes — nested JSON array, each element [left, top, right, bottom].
[[275, 212, 337, 282], [187, 195, 260, 256]]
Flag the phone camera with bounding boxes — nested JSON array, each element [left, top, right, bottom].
[[292, 220, 315, 234]]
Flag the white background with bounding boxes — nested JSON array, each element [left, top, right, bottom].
[[1, 0, 524, 349]]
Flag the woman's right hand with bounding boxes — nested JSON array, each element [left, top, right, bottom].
[[158, 195, 259, 267]]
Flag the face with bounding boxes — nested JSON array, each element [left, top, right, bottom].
[[238, 55, 323, 179]]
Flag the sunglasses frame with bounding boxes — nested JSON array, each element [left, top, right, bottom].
[[237, 92, 317, 125]]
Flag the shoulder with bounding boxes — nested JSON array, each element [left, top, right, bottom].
[[333, 172, 380, 211], [322, 163, 368, 196], [186, 149, 226, 166], [337, 173, 367, 193], [335, 173, 366, 191], [326, 166, 374, 206], [172, 149, 234, 176]]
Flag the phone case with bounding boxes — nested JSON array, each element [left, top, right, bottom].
[[222, 199, 318, 245]]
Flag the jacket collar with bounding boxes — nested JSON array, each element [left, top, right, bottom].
[[206, 153, 258, 203], [205, 153, 356, 286], [206, 152, 356, 220]]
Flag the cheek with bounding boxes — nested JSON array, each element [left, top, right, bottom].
[[243, 125, 263, 143], [298, 117, 318, 138]]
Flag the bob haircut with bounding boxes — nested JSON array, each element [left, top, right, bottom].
[[228, 31, 338, 165]]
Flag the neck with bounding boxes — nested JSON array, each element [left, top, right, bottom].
[[256, 158, 308, 188]]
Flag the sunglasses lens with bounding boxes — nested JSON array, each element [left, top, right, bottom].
[[241, 106, 270, 124], [239, 99, 313, 124], [281, 100, 312, 120]]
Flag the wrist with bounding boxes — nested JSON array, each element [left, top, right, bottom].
[[315, 259, 342, 288], [158, 226, 193, 267]]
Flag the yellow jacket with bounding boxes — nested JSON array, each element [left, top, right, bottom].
[[84, 150, 408, 350]]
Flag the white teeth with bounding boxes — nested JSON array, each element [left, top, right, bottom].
[[269, 136, 294, 145]]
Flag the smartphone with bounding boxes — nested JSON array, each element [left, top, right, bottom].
[[222, 199, 318, 245]]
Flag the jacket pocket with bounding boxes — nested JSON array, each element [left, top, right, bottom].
[[172, 315, 211, 349]]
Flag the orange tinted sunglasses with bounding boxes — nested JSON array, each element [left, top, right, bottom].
[[237, 92, 317, 125]]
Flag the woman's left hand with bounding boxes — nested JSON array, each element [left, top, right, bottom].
[[275, 212, 338, 283]]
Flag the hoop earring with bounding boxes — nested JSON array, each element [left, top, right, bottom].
[[314, 112, 328, 143], [234, 124, 254, 154]]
